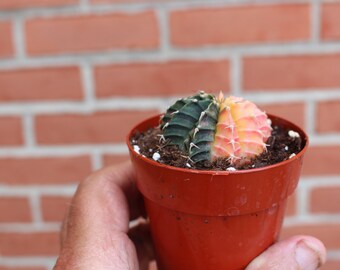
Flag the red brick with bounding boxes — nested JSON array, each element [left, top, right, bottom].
[[322, 261, 340, 270], [41, 196, 71, 222], [321, 3, 340, 41], [0, 21, 13, 58], [103, 154, 129, 166], [95, 61, 230, 97], [36, 110, 158, 144], [0, 117, 23, 146], [0, 197, 31, 222], [0, 232, 59, 256], [26, 11, 158, 55], [259, 102, 305, 129], [0, 0, 77, 10], [0, 267, 46, 270], [317, 100, 340, 133], [285, 192, 296, 217], [302, 145, 340, 176], [0, 156, 92, 185], [170, 4, 310, 47], [281, 224, 340, 249], [311, 187, 340, 214], [0, 67, 82, 102], [243, 54, 340, 90]]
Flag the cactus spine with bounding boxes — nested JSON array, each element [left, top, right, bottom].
[[161, 91, 272, 165]]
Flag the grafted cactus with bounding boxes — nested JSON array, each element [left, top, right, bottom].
[[161, 91, 272, 165]]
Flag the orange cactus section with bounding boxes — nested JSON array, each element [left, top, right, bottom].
[[212, 95, 272, 165]]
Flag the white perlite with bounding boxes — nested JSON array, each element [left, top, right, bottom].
[[226, 167, 237, 171], [133, 145, 140, 154], [289, 153, 296, 159], [288, 130, 300, 138], [285, 146, 289, 151], [186, 163, 191, 168], [152, 152, 161, 161]]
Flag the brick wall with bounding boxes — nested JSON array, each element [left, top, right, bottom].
[[0, 0, 339, 269]]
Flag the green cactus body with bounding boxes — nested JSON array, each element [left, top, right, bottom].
[[161, 92, 216, 154], [160, 91, 272, 166], [189, 101, 219, 162]]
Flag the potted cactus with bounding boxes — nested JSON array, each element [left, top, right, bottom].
[[127, 91, 308, 270]]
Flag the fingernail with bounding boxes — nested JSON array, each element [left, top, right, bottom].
[[295, 239, 324, 270]]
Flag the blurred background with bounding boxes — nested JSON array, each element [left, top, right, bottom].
[[0, 0, 339, 269]]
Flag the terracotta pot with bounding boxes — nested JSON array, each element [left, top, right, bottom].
[[127, 114, 308, 270]]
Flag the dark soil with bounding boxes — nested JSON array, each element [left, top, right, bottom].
[[131, 124, 303, 171]]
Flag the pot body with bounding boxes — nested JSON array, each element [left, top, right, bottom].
[[145, 198, 286, 270], [127, 114, 308, 270]]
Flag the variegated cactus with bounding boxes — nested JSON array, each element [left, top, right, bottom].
[[161, 91, 272, 165]]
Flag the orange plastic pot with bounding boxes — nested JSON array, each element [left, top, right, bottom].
[[127, 114, 308, 270]]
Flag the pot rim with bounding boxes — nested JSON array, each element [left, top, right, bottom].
[[127, 113, 309, 175]]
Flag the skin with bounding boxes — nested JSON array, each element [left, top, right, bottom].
[[54, 162, 327, 270]]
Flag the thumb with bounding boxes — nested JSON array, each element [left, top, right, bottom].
[[246, 235, 326, 270]]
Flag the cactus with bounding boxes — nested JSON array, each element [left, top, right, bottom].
[[161, 91, 272, 165]]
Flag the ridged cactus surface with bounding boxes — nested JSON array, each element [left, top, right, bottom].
[[161, 91, 272, 165]]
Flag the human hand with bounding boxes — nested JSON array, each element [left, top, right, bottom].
[[54, 162, 326, 270], [54, 162, 154, 270]]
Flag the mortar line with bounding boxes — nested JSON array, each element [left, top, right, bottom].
[[311, 0, 321, 43], [296, 182, 310, 216], [230, 53, 242, 95], [22, 113, 36, 148], [327, 250, 340, 260], [284, 215, 340, 226], [0, 144, 128, 157], [79, 0, 91, 12], [80, 62, 96, 108], [309, 134, 340, 146], [157, 7, 171, 56], [0, 222, 61, 233], [3, 41, 340, 70], [305, 100, 316, 136], [0, 0, 310, 19], [0, 256, 57, 268], [0, 185, 77, 196], [0, 91, 339, 115], [28, 192, 43, 223], [0, 99, 164, 115], [91, 151, 103, 171], [12, 17, 26, 59], [300, 177, 340, 188]]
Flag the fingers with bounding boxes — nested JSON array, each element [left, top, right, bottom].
[[83, 161, 146, 221], [246, 235, 326, 270], [61, 161, 144, 243], [148, 261, 157, 270], [128, 219, 155, 270], [56, 162, 152, 269], [56, 162, 142, 269]]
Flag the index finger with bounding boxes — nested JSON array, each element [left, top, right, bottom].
[[60, 161, 146, 247], [90, 161, 146, 221]]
